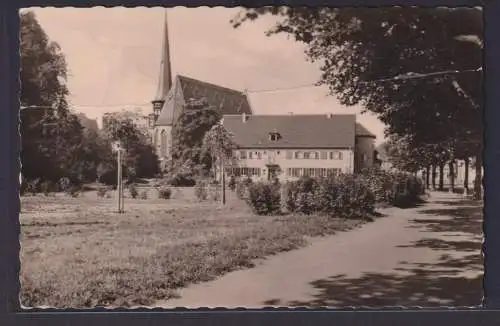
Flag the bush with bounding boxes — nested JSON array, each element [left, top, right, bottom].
[[389, 173, 424, 208], [360, 168, 424, 208], [282, 174, 375, 218], [194, 181, 208, 201], [67, 185, 81, 198], [360, 168, 396, 203], [332, 174, 375, 218], [281, 176, 320, 215], [158, 187, 172, 200], [40, 180, 57, 196], [139, 190, 148, 200], [168, 172, 196, 187], [246, 182, 281, 215], [128, 184, 139, 199], [97, 186, 108, 198], [209, 185, 221, 202], [58, 177, 72, 193], [228, 176, 237, 191], [236, 176, 253, 199], [26, 178, 41, 195]]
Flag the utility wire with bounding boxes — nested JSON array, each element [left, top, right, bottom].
[[57, 67, 483, 108]]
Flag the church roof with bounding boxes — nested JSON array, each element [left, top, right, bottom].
[[155, 75, 253, 126], [222, 114, 374, 149]]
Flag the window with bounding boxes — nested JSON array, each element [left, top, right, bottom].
[[248, 151, 254, 159], [287, 168, 302, 177], [286, 151, 293, 159], [240, 151, 247, 159], [330, 151, 343, 160], [231, 167, 261, 177], [287, 168, 340, 178], [160, 130, 167, 157], [313, 151, 320, 159], [320, 151, 328, 160], [303, 152, 310, 159], [257, 151, 262, 159]]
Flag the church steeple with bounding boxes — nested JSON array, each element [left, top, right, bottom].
[[151, 9, 172, 125]]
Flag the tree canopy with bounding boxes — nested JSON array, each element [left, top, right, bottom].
[[232, 7, 483, 197], [20, 12, 159, 188], [170, 99, 222, 175], [232, 7, 483, 158], [20, 11, 90, 184]]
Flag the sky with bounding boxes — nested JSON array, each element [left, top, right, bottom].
[[27, 7, 386, 144]]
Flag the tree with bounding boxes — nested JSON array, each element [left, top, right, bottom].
[[99, 113, 159, 184], [232, 7, 483, 198], [20, 11, 96, 186], [170, 99, 222, 175], [202, 123, 238, 204]]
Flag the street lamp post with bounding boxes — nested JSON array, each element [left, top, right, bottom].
[[112, 140, 125, 213]]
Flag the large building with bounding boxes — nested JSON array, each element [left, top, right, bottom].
[[149, 11, 252, 168], [221, 113, 376, 181]]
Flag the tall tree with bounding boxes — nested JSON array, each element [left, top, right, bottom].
[[20, 11, 93, 185], [170, 99, 222, 175], [99, 113, 159, 184], [202, 123, 237, 204], [232, 7, 483, 198]]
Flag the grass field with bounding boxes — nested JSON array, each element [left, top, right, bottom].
[[20, 187, 367, 308]]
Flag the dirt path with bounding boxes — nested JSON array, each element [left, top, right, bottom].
[[156, 192, 483, 308]]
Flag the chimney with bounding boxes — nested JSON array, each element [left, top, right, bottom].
[[326, 113, 334, 119], [288, 112, 294, 116]]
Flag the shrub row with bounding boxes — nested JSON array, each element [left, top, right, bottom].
[[21, 177, 82, 197], [360, 167, 424, 207], [280, 175, 376, 218], [244, 169, 425, 216]]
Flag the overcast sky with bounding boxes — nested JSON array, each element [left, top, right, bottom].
[[28, 7, 385, 143]]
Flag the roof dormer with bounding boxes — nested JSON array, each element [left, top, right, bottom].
[[269, 129, 281, 142]]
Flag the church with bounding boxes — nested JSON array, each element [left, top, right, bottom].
[[149, 11, 253, 170], [148, 10, 377, 179]]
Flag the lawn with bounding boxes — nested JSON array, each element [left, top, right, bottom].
[[20, 187, 366, 308]]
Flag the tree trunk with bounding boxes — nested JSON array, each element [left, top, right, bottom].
[[448, 160, 455, 193], [438, 163, 444, 191], [464, 158, 470, 196], [431, 165, 437, 190], [425, 166, 430, 189], [220, 158, 226, 205], [473, 155, 482, 200]]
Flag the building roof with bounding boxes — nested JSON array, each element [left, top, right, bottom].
[[155, 75, 253, 126], [355, 122, 376, 138], [222, 114, 375, 149]]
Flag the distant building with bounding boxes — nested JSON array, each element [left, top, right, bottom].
[[220, 113, 376, 182], [101, 112, 116, 132], [75, 113, 98, 132]]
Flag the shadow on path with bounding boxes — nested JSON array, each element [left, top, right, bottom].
[[263, 196, 483, 307]]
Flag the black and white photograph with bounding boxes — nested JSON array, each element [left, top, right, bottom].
[[19, 6, 483, 308]]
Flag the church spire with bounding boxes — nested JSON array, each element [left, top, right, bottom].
[[151, 9, 172, 122]]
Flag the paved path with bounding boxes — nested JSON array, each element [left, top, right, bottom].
[[157, 192, 483, 308]]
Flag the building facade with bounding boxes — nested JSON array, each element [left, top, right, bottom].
[[221, 113, 376, 182]]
